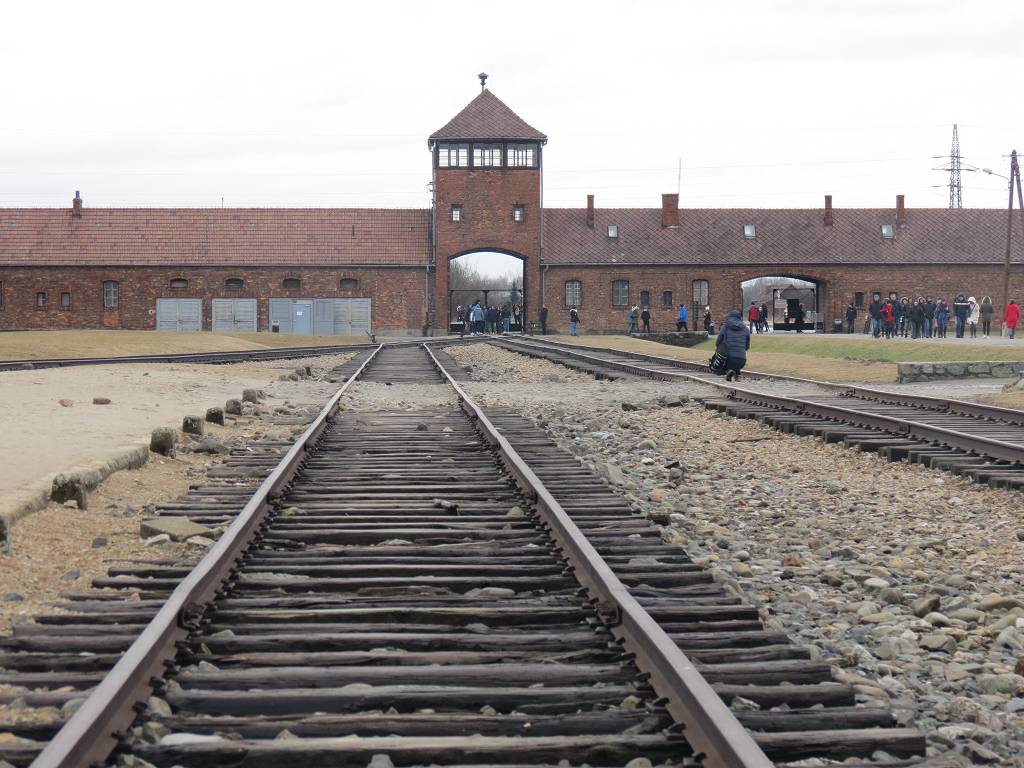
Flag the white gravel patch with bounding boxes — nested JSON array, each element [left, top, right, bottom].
[[344, 383, 456, 411]]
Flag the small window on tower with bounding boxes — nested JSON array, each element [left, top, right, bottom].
[[607, 224, 619, 238], [472, 143, 503, 167], [437, 143, 469, 168], [451, 204, 462, 223], [513, 205, 525, 223], [506, 143, 537, 168]]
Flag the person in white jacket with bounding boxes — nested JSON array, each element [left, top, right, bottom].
[[968, 296, 981, 339]]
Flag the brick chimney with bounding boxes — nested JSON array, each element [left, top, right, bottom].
[[823, 194, 833, 226], [72, 190, 82, 217], [661, 193, 680, 227], [586, 194, 594, 228], [896, 194, 906, 227]]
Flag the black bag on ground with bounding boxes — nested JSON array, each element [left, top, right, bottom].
[[708, 351, 728, 375]]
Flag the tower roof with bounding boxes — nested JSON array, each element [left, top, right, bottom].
[[429, 89, 547, 144]]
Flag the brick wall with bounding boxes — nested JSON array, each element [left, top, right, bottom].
[[540, 264, 1024, 334], [0, 265, 429, 332], [433, 166, 542, 328]]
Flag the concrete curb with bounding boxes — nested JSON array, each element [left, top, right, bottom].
[[0, 443, 150, 552], [896, 360, 1024, 383]]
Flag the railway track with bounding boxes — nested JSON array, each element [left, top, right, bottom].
[[494, 336, 1024, 487], [2, 343, 928, 767]]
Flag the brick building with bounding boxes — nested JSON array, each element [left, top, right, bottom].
[[2, 84, 1023, 335]]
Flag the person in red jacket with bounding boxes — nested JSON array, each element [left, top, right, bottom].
[[747, 302, 761, 334], [1005, 300, 1021, 339]]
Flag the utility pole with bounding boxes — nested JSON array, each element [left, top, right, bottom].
[[1002, 150, 1022, 314]]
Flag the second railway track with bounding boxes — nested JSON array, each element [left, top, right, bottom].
[[5, 344, 929, 767]]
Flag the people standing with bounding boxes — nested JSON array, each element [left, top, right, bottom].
[[910, 299, 925, 338], [539, 305, 548, 336], [759, 303, 770, 333], [952, 294, 969, 338], [568, 306, 580, 337], [846, 303, 857, 333], [968, 296, 980, 339], [898, 297, 911, 337], [747, 302, 761, 333], [501, 303, 511, 334], [980, 296, 994, 336], [703, 307, 714, 334], [881, 299, 896, 339], [716, 309, 751, 382], [627, 305, 639, 334], [640, 305, 652, 333], [923, 296, 935, 338], [676, 303, 688, 332], [868, 293, 883, 338], [935, 299, 949, 339], [1005, 300, 1020, 339], [794, 303, 806, 333]]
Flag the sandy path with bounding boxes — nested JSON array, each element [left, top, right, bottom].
[[0, 354, 350, 500]]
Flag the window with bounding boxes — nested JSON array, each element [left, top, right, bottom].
[[451, 204, 462, 223], [437, 142, 469, 168], [607, 224, 619, 238], [282, 278, 301, 290], [60, 292, 71, 309], [513, 205, 525, 223], [472, 143, 503, 167], [507, 143, 537, 168], [340, 278, 358, 290], [639, 290, 651, 308], [743, 224, 757, 239], [565, 280, 582, 306], [225, 278, 244, 291], [854, 291, 865, 308], [169, 278, 188, 290], [36, 292, 46, 308], [103, 280, 119, 309], [881, 224, 895, 239], [662, 290, 674, 308], [612, 280, 629, 306], [692, 279, 709, 310]]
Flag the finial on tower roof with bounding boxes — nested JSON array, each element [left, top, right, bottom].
[[478, 72, 488, 90]]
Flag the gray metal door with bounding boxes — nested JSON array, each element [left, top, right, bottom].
[[341, 298, 371, 335], [212, 298, 257, 332], [269, 298, 293, 333], [156, 298, 201, 332], [310, 298, 372, 336], [291, 301, 312, 334]]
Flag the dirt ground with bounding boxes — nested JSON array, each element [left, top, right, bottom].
[[549, 334, 898, 383], [0, 353, 351, 501], [0, 330, 372, 360]]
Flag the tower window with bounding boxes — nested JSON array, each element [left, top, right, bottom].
[[225, 278, 244, 291], [612, 280, 629, 306], [451, 204, 462, 223], [881, 224, 895, 239], [437, 143, 469, 168], [507, 143, 537, 168], [103, 280, 119, 309], [743, 224, 757, 239], [60, 292, 71, 309], [282, 278, 301, 290], [340, 278, 358, 290], [472, 143, 503, 167], [565, 280, 582, 306], [513, 205, 525, 223], [169, 278, 188, 290], [607, 224, 619, 238]]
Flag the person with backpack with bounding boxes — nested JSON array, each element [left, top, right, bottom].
[[676, 304, 688, 331], [568, 306, 581, 337], [640, 305, 652, 333], [747, 302, 760, 333], [715, 309, 751, 382]]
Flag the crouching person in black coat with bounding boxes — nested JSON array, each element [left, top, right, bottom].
[[717, 309, 751, 382]]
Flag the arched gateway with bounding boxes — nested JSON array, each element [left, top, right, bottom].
[[428, 78, 546, 331]]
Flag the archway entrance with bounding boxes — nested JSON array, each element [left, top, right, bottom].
[[741, 276, 824, 332], [448, 251, 526, 333]]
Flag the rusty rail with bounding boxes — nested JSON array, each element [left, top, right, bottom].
[[31, 345, 384, 768], [422, 342, 774, 768]]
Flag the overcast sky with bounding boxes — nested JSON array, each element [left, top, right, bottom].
[[2, 0, 1022, 219]]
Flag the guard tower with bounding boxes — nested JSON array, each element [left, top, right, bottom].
[[429, 75, 547, 330]]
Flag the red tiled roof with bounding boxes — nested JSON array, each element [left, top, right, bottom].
[[429, 90, 547, 143], [542, 207, 1024, 265], [0, 208, 431, 266]]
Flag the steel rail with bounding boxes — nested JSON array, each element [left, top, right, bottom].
[[32, 345, 385, 768], [0, 336, 469, 373], [497, 338, 1024, 461], [422, 342, 774, 768], [511, 337, 1024, 426]]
